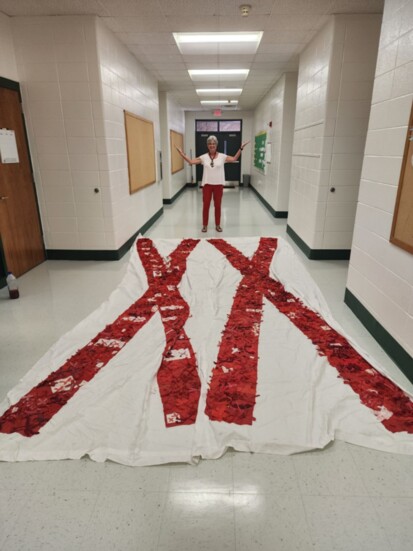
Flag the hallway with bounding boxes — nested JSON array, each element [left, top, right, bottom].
[[1, 187, 413, 551]]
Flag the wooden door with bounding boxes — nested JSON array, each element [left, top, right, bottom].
[[0, 81, 45, 277]]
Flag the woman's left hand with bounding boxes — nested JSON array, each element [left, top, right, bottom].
[[241, 141, 250, 149]]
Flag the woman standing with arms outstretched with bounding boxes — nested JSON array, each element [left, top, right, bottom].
[[176, 135, 249, 233]]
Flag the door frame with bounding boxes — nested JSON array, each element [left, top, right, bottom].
[[0, 76, 44, 286], [195, 119, 243, 186]]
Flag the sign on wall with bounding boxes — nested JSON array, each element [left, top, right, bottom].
[[0, 129, 19, 163]]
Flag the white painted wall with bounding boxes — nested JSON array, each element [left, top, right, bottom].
[[159, 91, 186, 201], [289, 15, 381, 250], [184, 110, 253, 185], [251, 72, 297, 213], [7, 15, 162, 252], [95, 18, 162, 249], [288, 19, 334, 248], [347, 0, 413, 358], [0, 13, 18, 81]]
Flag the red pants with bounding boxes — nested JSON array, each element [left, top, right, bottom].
[[203, 184, 223, 226]]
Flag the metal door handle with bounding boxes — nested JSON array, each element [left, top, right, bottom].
[[0, 196, 9, 200]]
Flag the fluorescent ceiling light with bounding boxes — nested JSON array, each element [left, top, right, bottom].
[[200, 100, 239, 105], [174, 32, 262, 44], [196, 88, 243, 95], [189, 69, 249, 76]]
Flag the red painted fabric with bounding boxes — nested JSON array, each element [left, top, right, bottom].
[[0, 238, 200, 436], [208, 237, 413, 433], [205, 238, 278, 424]]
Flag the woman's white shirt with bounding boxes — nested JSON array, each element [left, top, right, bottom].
[[200, 152, 226, 185]]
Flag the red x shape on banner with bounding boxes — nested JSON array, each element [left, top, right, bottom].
[[0, 238, 200, 437], [206, 238, 413, 433]]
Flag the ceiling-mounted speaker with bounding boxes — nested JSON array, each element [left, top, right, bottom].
[[239, 4, 251, 17]]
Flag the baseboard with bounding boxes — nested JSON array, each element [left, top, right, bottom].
[[286, 225, 351, 260], [344, 289, 413, 382], [46, 207, 163, 261], [249, 185, 288, 218], [163, 185, 187, 205]]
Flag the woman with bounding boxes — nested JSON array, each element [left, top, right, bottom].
[[176, 135, 249, 232]]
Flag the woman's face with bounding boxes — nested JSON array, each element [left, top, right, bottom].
[[207, 141, 217, 155]]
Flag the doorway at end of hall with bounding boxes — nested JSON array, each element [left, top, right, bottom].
[[195, 119, 242, 187]]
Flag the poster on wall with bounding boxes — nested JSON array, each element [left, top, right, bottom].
[[254, 131, 266, 173]]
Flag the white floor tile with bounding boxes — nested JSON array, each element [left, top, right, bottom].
[[303, 495, 391, 551], [2, 490, 99, 551], [158, 492, 235, 551], [82, 491, 166, 551], [348, 444, 413, 497], [234, 494, 313, 551], [101, 462, 170, 493], [372, 497, 413, 550], [292, 440, 370, 496], [168, 453, 234, 494], [233, 451, 300, 496]]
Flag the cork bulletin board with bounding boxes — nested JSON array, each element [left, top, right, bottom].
[[390, 101, 413, 254], [124, 111, 156, 194], [170, 130, 184, 174]]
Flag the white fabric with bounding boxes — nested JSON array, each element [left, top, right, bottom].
[[200, 152, 226, 185], [0, 236, 412, 466]]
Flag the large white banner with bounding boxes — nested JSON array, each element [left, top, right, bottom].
[[0, 237, 412, 466]]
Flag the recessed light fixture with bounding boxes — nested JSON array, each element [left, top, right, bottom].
[[189, 69, 249, 76], [200, 100, 239, 105], [174, 32, 262, 44], [196, 88, 243, 95], [175, 32, 262, 57]]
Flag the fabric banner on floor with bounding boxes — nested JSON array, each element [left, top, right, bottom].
[[0, 236, 412, 466]]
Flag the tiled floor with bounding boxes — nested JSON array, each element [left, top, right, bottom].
[[1, 187, 413, 551]]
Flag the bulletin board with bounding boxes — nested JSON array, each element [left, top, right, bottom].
[[254, 131, 267, 173], [170, 130, 184, 174], [390, 102, 413, 254], [124, 111, 156, 194]]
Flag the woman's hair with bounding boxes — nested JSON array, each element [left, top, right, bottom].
[[207, 135, 218, 145]]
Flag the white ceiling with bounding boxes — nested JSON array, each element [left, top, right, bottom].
[[0, 0, 384, 111]]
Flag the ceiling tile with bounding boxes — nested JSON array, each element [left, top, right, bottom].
[[158, 0, 218, 16], [271, 0, 333, 15], [115, 32, 175, 45], [0, 0, 108, 16], [102, 16, 169, 33], [98, 0, 162, 17], [0, 0, 385, 110]]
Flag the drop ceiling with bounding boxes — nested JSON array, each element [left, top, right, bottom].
[[0, 0, 384, 111]]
